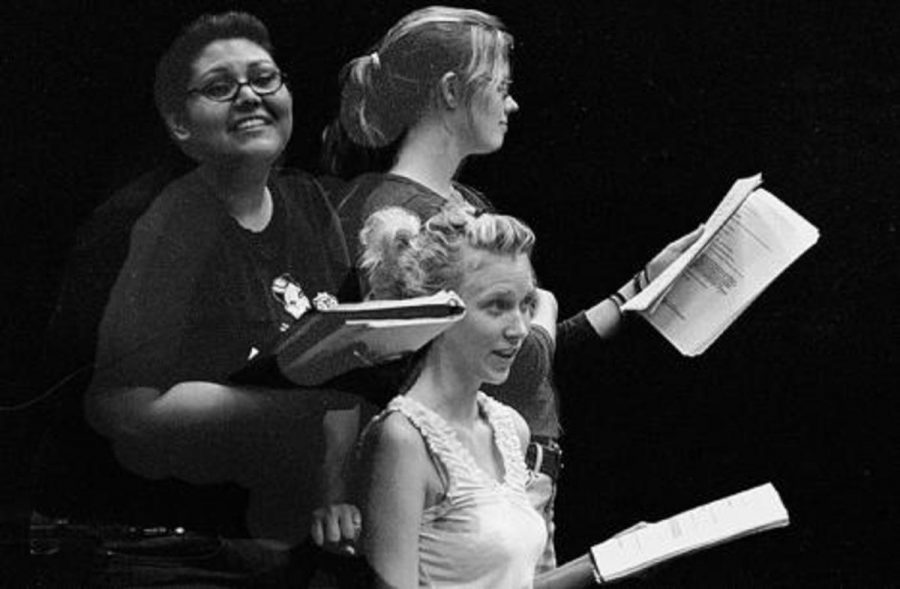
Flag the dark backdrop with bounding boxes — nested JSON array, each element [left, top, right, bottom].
[[3, 1, 898, 585]]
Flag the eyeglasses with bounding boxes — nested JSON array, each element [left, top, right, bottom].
[[187, 70, 287, 102]]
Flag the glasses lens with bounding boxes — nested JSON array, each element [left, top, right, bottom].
[[191, 70, 283, 102], [251, 70, 282, 94], [201, 79, 238, 101]]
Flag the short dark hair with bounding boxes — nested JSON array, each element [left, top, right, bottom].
[[153, 11, 274, 119]]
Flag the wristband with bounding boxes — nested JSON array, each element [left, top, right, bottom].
[[609, 291, 626, 311]]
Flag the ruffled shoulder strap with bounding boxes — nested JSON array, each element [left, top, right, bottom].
[[477, 392, 530, 492], [378, 395, 479, 494]]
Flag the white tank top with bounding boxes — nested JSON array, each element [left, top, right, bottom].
[[382, 392, 546, 588]]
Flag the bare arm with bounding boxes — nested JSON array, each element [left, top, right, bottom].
[[311, 405, 363, 552], [583, 225, 704, 340], [84, 381, 342, 485], [360, 413, 431, 589], [533, 554, 598, 588], [321, 405, 361, 504]]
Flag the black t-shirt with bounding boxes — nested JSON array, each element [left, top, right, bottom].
[[334, 173, 586, 437], [93, 169, 350, 392], [33, 167, 353, 537]]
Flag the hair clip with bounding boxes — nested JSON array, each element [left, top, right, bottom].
[[369, 52, 381, 68], [472, 207, 487, 218]]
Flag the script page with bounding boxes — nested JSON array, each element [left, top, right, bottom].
[[623, 174, 762, 313], [592, 483, 790, 582], [640, 188, 819, 355]]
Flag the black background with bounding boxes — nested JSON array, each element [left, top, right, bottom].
[[2, 0, 898, 585]]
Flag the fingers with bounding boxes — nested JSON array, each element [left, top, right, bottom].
[[669, 224, 705, 251], [339, 509, 362, 556], [613, 520, 651, 537], [310, 504, 362, 554], [311, 518, 325, 547], [310, 505, 332, 546], [338, 506, 362, 542], [325, 509, 343, 544]]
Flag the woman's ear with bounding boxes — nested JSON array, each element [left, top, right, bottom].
[[439, 72, 461, 110], [164, 111, 192, 142]]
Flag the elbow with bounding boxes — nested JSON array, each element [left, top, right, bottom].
[[84, 385, 162, 440], [84, 385, 173, 479]]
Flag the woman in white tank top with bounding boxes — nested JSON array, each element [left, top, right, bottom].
[[355, 207, 603, 588]]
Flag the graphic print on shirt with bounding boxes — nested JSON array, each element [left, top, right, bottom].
[[271, 273, 312, 322], [271, 273, 339, 331]]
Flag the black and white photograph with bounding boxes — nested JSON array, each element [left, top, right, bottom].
[[2, 1, 897, 586]]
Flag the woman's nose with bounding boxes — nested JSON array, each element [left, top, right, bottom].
[[505, 309, 529, 340], [233, 85, 263, 107]]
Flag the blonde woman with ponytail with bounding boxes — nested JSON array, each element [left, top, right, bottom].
[[319, 5, 703, 572]]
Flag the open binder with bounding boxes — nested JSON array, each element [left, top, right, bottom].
[[232, 290, 466, 387]]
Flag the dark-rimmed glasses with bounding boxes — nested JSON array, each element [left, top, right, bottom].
[[187, 70, 287, 102]]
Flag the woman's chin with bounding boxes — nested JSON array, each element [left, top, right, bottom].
[[233, 138, 286, 160], [196, 135, 287, 165], [482, 368, 512, 386]]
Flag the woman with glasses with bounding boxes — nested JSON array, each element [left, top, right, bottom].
[[33, 11, 357, 587]]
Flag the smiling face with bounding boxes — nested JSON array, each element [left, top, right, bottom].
[[170, 38, 293, 164], [439, 249, 536, 387], [465, 61, 519, 155]]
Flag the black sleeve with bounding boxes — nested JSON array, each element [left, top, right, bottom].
[[41, 166, 180, 391], [91, 222, 209, 392], [556, 310, 603, 359], [457, 183, 496, 213]]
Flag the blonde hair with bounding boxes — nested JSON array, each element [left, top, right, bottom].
[[338, 6, 513, 148], [360, 206, 535, 300]]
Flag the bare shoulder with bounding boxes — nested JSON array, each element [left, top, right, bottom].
[[358, 410, 435, 501], [363, 411, 428, 464]]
